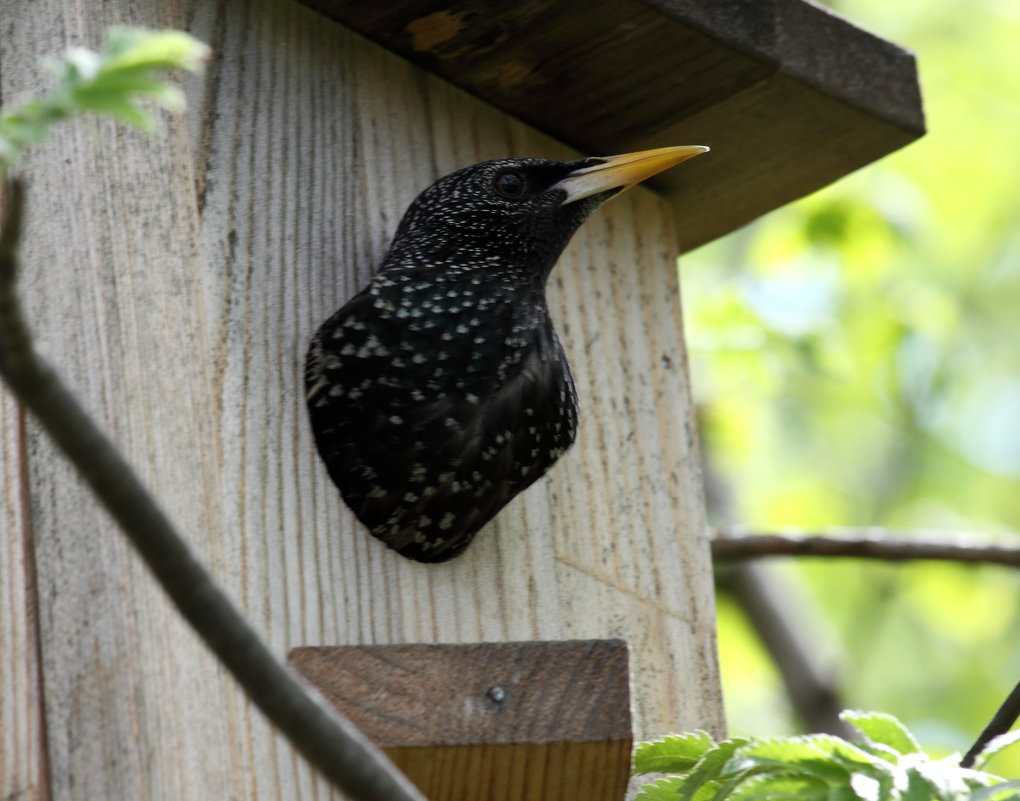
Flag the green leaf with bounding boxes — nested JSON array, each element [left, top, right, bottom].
[[972, 731, 1020, 770], [971, 780, 1020, 801], [803, 199, 854, 247], [69, 94, 154, 131], [907, 754, 978, 801], [691, 781, 725, 801], [899, 769, 945, 801], [636, 776, 724, 801], [675, 739, 752, 801], [63, 47, 103, 81], [961, 770, 1012, 792], [636, 776, 685, 801], [631, 722, 1020, 801], [0, 26, 208, 167], [79, 72, 173, 97], [726, 736, 855, 783], [635, 731, 716, 774], [75, 81, 185, 115], [101, 27, 209, 74], [727, 773, 831, 801], [0, 109, 61, 154], [853, 739, 906, 766], [841, 710, 923, 755]]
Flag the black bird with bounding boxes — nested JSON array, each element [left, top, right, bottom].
[[306, 146, 708, 562]]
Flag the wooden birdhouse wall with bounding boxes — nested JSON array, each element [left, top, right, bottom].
[[1, 0, 723, 798], [1, 0, 924, 798]]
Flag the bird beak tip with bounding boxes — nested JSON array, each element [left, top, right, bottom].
[[554, 145, 710, 205]]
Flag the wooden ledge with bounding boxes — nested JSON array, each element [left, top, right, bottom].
[[289, 640, 632, 801], [295, 0, 924, 251]]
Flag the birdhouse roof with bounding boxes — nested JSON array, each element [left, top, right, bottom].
[[299, 0, 924, 251]]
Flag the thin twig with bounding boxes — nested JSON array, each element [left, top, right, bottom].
[[962, 677, 1020, 768], [0, 179, 426, 801], [712, 530, 1020, 568]]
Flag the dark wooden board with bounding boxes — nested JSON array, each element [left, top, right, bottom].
[[290, 640, 632, 800], [295, 0, 924, 251], [298, 0, 778, 150], [289, 640, 631, 745]]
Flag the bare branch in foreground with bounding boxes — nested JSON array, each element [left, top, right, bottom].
[[0, 179, 426, 801], [712, 530, 1020, 568], [961, 676, 1020, 768]]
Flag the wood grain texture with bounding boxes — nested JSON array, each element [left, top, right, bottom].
[[290, 641, 632, 800], [289, 641, 631, 745], [1, 0, 723, 798], [297, 0, 777, 147], [386, 740, 633, 801], [296, 0, 925, 251], [193, 0, 723, 751], [0, 395, 45, 801], [2, 3, 239, 799]]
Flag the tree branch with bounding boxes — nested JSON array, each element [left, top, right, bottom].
[[712, 529, 1020, 568], [961, 677, 1020, 768], [0, 179, 426, 801], [702, 450, 850, 735], [716, 563, 852, 737]]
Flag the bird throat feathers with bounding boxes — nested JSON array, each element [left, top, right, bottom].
[[382, 190, 607, 288]]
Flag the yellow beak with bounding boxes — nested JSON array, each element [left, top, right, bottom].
[[553, 145, 709, 205]]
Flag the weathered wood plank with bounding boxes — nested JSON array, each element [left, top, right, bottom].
[[2, 0, 724, 797], [290, 641, 631, 745], [194, 0, 721, 746], [386, 741, 634, 801], [1, 3, 239, 799], [290, 641, 632, 800], [297, 0, 778, 148], [0, 393, 45, 801]]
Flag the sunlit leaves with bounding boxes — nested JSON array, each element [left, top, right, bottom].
[[635, 731, 717, 774], [634, 714, 1020, 800], [842, 710, 924, 756], [974, 734, 1020, 772], [687, 0, 1020, 771], [0, 27, 209, 168]]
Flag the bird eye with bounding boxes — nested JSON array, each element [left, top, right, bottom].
[[494, 172, 527, 199]]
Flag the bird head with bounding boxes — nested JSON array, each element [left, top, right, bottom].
[[383, 146, 708, 282]]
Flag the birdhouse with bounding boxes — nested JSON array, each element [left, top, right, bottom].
[[0, 1, 922, 800]]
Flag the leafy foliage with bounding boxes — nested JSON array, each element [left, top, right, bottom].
[[695, 0, 1020, 772], [634, 712, 1020, 801], [0, 26, 209, 170], [635, 731, 720, 774], [841, 711, 923, 757]]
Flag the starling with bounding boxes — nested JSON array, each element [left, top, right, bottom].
[[306, 145, 708, 562]]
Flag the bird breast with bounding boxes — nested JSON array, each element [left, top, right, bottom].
[[306, 272, 579, 561]]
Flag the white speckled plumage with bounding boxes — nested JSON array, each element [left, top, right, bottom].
[[306, 157, 612, 561]]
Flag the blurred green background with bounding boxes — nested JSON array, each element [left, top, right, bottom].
[[684, 0, 1020, 775]]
